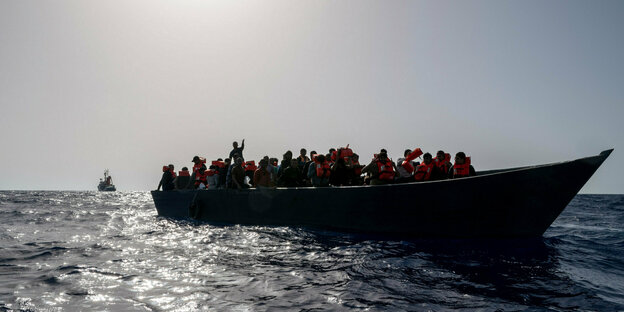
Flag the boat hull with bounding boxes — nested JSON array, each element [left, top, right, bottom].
[[151, 150, 612, 238]]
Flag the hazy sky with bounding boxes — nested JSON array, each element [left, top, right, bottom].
[[1, 0, 622, 193]]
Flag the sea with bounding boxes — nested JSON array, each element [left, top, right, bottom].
[[0, 192, 623, 311]]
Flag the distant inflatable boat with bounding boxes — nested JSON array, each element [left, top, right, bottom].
[[98, 169, 116, 192], [151, 149, 613, 238]]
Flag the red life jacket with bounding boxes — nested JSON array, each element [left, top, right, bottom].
[[194, 170, 207, 187], [453, 157, 472, 178], [434, 153, 451, 175], [178, 170, 190, 177], [315, 160, 331, 178], [162, 166, 169, 172], [245, 161, 257, 172], [211, 160, 226, 168], [414, 162, 434, 181], [376, 159, 395, 181], [170, 170, 176, 178], [205, 169, 216, 177]]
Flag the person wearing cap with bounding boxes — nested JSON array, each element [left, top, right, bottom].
[[229, 139, 245, 160]]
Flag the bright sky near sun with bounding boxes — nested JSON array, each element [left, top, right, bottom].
[[0, 0, 622, 193]]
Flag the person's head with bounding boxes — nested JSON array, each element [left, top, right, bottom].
[[352, 153, 359, 162], [259, 158, 268, 168], [290, 159, 299, 168], [192, 156, 200, 164], [437, 150, 445, 160], [329, 148, 336, 154], [404, 149, 412, 157], [378, 152, 388, 161], [235, 157, 243, 165], [310, 150, 316, 159], [300, 148, 307, 156], [455, 152, 466, 165], [225, 158, 231, 165], [284, 150, 292, 160], [317, 154, 326, 163], [423, 153, 432, 164], [217, 158, 223, 161], [168, 164, 174, 171], [232, 141, 238, 148], [380, 148, 387, 154], [325, 153, 332, 160], [182, 167, 189, 171]]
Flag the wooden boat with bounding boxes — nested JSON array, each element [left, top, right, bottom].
[[151, 149, 613, 238]]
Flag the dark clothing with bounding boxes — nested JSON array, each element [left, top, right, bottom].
[[330, 159, 350, 186], [217, 166, 228, 188], [158, 171, 175, 191], [277, 159, 291, 180], [231, 165, 248, 189], [448, 165, 477, 179], [279, 167, 303, 187], [229, 147, 244, 159], [174, 175, 191, 189]]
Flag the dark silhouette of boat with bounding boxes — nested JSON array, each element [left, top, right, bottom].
[[151, 149, 613, 238], [98, 169, 116, 192]]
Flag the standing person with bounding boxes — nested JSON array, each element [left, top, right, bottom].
[[156, 165, 175, 191], [448, 152, 476, 179], [254, 159, 272, 187], [301, 150, 316, 186], [229, 139, 245, 160]]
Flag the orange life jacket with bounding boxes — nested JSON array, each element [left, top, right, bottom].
[[315, 160, 331, 178], [376, 159, 395, 181], [245, 161, 257, 172], [414, 162, 434, 181], [453, 157, 472, 178], [162, 166, 169, 172], [178, 170, 190, 177], [434, 153, 451, 174]]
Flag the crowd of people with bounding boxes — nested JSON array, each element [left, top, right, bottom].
[[156, 139, 476, 191]]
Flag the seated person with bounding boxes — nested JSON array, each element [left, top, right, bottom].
[[448, 152, 476, 179], [279, 159, 304, 187], [253, 159, 272, 187], [361, 152, 395, 185], [308, 154, 330, 187], [231, 157, 249, 189]]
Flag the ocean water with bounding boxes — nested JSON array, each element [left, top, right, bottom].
[[0, 192, 623, 311]]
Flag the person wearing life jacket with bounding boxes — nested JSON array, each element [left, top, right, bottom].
[[157, 164, 175, 191], [308, 154, 330, 187], [396, 148, 422, 183], [449, 152, 476, 179], [433, 150, 452, 180], [349, 153, 364, 186], [193, 165, 208, 189], [205, 165, 218, 189], [362, 151, 396, 185], [413, 153, 437, 182], [174, 167, 191, 189]]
